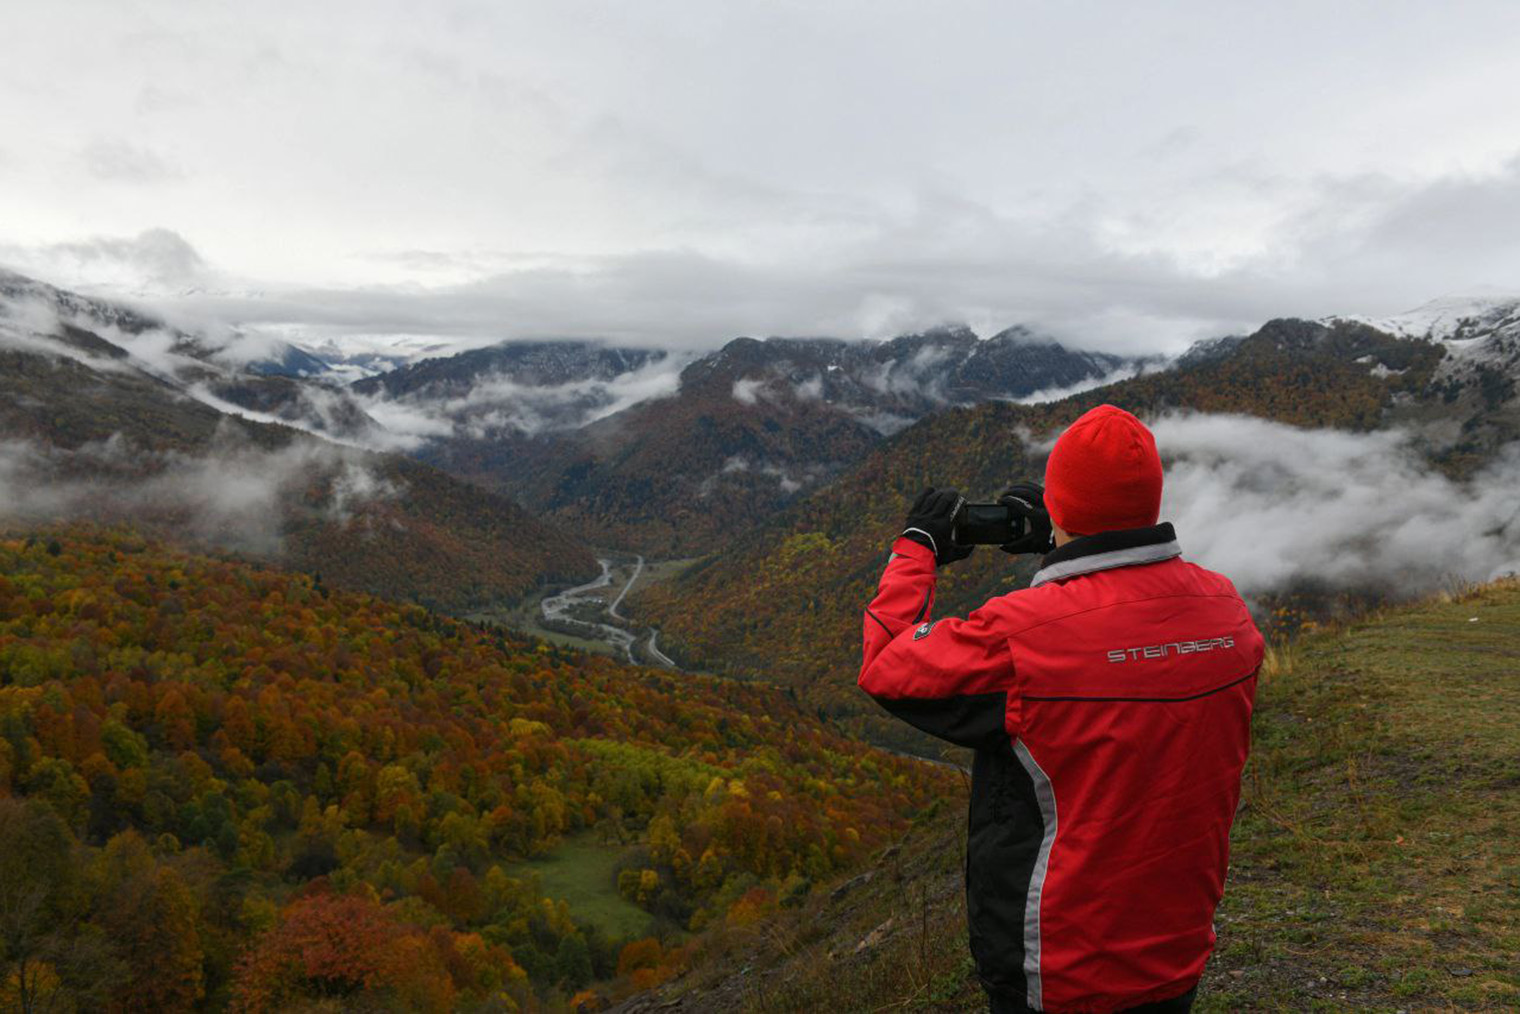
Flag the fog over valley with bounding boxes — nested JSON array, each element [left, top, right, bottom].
[[1156, 414, 1520, 595], [0, 430, 396, 557]]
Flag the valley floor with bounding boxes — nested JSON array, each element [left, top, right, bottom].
[[616, 577, 1520, 1012], [474, 553, 697, 668]]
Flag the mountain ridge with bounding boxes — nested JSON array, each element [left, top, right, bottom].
[[0, 271, 599, 611], [347, 324, 1148, 554]]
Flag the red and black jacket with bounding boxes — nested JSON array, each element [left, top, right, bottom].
[[860, 524, 1263, 1013]]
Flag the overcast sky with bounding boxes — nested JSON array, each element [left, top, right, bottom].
[[4, 0, 1520, 354]]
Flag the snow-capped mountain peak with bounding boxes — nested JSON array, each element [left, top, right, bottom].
[[1329, 294, 1520, 343]]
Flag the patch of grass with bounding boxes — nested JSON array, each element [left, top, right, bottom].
[[1204, 576, 1520, 1008], [512, 832, 654, 941]]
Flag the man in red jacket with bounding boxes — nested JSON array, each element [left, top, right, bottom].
[[860, 405, 1263, 1014]]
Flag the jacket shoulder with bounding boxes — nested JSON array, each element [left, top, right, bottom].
[[1173, 559, 1250, 602], [997, 557, 1249, 630], [984, 573, 1108, 632]]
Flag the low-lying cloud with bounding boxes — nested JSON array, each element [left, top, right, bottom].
[[1148, 414, 1520, 598], [357, 356, 688, 444], [0, 427, 399, 557], [861, 346, 954, 402], [698, 455, 815, 498], [730, 377, 764, 406], [1014, 363, 1150, 406], [0, 298, 132, 374]]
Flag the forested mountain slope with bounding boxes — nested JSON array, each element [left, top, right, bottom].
[[632, 317, 1477, 747], [0, 274, 598, 611], [0, 531, 946, 1012], [617, 578, 1520, 1011], [488, 373, 884, 554]]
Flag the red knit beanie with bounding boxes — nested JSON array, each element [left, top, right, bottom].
[[1043, 405, 1163, 535]]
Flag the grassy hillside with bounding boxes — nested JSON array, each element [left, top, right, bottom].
[[619, 577, 1520, 1011], [632, 318, 1449, 748], [0, 531, 948, 1011]]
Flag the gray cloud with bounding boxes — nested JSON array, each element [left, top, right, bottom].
[[79, 140, 182, 184], [4, 2, 1520, 354], [10, 152, 1520, 361], [142, 157, 1520, 356], [0, 229, 210, 295]]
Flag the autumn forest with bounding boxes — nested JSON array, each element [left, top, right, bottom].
[[0, 531, 947, 1012]]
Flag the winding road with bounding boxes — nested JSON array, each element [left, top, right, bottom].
[[646, 630, 677, 668], [539, 554, 678, 669], [607, 554, 644, 620]]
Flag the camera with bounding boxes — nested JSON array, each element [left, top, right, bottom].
[[951, 485, 1051, 548], [952, 503, 1030, 546]]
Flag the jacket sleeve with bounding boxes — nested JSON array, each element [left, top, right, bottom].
[[859, 537, 1017, 750]]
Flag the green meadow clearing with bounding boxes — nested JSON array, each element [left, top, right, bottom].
[[514, 832, 655, 941]]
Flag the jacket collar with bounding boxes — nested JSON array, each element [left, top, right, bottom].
[[1029, 522, 1180, 588]]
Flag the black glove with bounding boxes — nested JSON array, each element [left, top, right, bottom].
[[997, 482, 1054, 556], [900, 487, 974, 566]]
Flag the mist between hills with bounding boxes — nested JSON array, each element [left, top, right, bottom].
[[0, 424, 398, 557], [1143, 413, 1520, 599]]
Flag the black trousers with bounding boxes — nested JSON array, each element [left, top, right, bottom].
[[987, 985, 1196, 1014]]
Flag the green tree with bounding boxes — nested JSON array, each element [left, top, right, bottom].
[[0, 798, 119, 1013], [554, 933, 592, 989], [91, 833, 205, 1013]]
